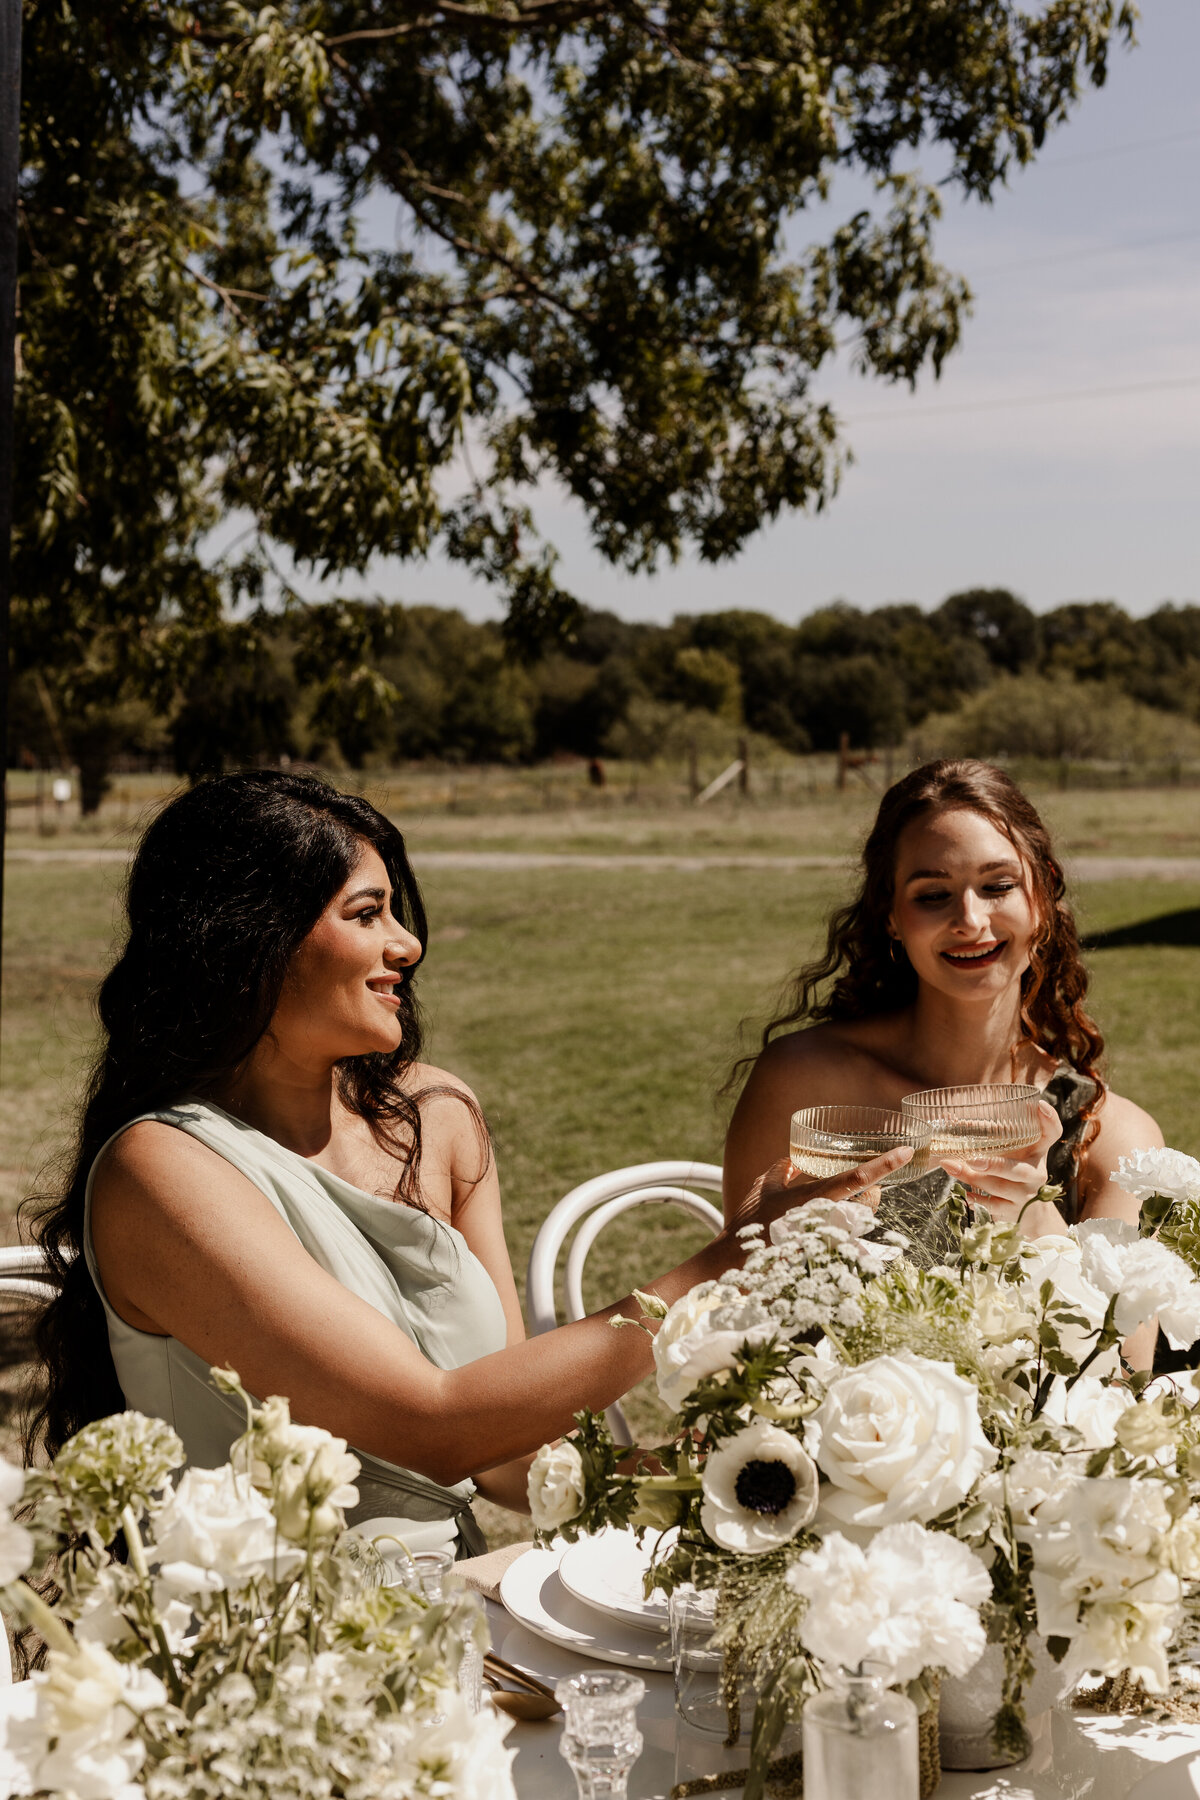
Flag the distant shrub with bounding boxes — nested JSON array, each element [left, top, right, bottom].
[[910, 673, 1200, 765]]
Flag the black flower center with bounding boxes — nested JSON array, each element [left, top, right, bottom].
[[734, 1458, 797, 1517]]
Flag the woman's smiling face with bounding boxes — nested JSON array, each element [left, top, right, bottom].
[[888, 806, 1040, 1001], [269, 844, 424, 1065]]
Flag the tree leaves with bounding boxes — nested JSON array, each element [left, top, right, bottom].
[[16, 0, 1135, 681]]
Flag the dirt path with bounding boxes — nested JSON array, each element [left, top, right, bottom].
[[9, 848, 1200, 880]]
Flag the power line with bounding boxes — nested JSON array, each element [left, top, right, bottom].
[[1031, 125, 1200, 172], [845, 372, 1200, 424], [977, 225, 1200, 278]]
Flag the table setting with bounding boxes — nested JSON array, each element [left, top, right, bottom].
[[465, 1528, 1200, 1800], [506, 1108, 1200, 1800]]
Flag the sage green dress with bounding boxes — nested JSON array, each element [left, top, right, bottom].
[[83, 1099, 509, 1554], [876, 1066, 1100, 1266]]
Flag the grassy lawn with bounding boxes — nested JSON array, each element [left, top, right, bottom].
[[4, 786, 1200, 1540]]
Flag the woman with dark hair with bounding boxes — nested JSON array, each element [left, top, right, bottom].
[[28, 771, 904, 1553], [724, 760, 1162, 1304]]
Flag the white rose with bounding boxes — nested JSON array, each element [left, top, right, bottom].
[[652, 1286, 775, 1411], [1041, 1375, 1133, 1451], [1017, 1234, 1113, 1363], [1, 1644, 168, 1800], [699, 1419, 819, 1554], [527, 1441, 586, 1531], [146, 1465, 304, 1594], [806, 1352, 997, 1528], [1167, 1512, 1200, 1579], [1076, 1219, 1200, 1348], [978, 1449, 1078, 1536], [390, 1692, 517, 1800]]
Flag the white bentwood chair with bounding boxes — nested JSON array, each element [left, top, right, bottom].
[[0, 1246, 53, 1687], [526, 1161, 724, 1444]]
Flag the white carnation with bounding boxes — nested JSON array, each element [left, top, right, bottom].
[[699, 1419, 818, 1554], [1113, 1147, 1200, 1207], [788, 1520, 990, 1685], [652, 1287, 775, 1411], [527, 1441, 586, 1531], [1076, 1218, 1200, 1348], [807, 1352, 997, 1529]]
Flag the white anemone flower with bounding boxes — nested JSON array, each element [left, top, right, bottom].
[[700, 1419, 818, 1554]]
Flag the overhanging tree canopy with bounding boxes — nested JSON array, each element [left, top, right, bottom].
[[16, 0, 1135, 699]]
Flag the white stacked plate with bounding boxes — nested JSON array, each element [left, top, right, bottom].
[[498, 1527, 675, 1673]]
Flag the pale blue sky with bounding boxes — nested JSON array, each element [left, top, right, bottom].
[[305, 2, 1200, 627]]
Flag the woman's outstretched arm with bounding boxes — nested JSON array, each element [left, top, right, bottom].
[[90, 1123, 909, 1487]]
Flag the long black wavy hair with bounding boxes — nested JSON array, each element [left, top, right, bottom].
[[24, 769, 461, 1463]]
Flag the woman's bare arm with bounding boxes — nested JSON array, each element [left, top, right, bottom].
[[91, 1122, 907, 1488]]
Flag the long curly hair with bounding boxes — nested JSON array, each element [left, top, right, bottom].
[[746, 759, 1104, 1089], [23, 770, 480, 1464]]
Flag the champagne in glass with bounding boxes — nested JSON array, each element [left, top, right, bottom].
[[790, 1105, 931, 1189], [900, 1084, 1042, 1162]]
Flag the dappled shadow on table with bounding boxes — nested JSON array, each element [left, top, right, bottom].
[[1083, 908, 1200, 951]]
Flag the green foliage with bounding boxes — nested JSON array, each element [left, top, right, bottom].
[[16, 0, 1136, 726]]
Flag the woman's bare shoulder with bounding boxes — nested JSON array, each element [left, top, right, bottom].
[[403, 1061, 481, 1106], [746, 1019, 899, 1100], [90, 1119, 277, 1236], [1087, 1087, 1164, 1161]]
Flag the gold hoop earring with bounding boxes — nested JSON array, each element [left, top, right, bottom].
[[889, 937, 906, 966]]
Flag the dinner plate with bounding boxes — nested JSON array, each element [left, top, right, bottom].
[[498, 1545, 672, 1673], [558, 1526, 675, 1634]]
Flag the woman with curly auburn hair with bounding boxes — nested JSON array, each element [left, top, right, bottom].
[[724, 760, 1163, 1300]]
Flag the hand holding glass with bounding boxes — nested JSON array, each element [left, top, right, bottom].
[[900, 1085, 1043, 1163], [790, 1106, 931, 1189]]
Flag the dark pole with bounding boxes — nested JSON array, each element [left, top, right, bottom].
[[0, 0, 19, 1052]]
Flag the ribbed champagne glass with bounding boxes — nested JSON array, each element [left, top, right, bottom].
[[789, 1105, 931, 1189]]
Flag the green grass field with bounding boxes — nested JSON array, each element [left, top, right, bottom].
[[4, 775, 1200, 1539]]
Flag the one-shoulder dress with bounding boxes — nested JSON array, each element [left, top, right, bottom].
[[875, 1065, 1100, 1266], [83, 1099, 509, 1555]]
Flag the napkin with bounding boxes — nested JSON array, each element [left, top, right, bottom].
[[457, 1540, 534, 1604]]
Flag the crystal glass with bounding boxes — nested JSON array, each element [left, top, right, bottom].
[[555, 1670, 644, 1800], [802, 1666, 918, 1800], [408, 1549, 454, 1601], [790, 1105, 931, 1188], [669, 1588, 755, 1738], [901, 1084, 1042, 1161]]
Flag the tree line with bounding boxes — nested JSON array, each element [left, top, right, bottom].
[[12, 589, 1200, 812]]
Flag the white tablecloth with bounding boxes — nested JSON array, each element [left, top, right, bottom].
[[485, 1598, 1200, 1799]]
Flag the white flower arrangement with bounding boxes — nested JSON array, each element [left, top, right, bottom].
[[0, 1372, 515, 1800], [530, 1155, 1200, 1796]]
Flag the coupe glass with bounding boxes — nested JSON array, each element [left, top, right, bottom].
[[900, 1084, 1043, 1160], [789, 1105, 931, 1189]]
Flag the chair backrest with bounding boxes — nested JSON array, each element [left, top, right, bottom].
[[0, 1245, 55, 1304], [526, 1161, 723, 1444]]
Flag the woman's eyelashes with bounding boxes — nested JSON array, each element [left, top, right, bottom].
[[912, 882, 1021, 908]]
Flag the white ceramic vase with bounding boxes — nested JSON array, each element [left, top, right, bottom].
[[938, 1641, 1074, 1771]]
